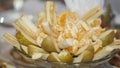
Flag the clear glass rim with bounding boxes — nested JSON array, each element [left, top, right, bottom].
[[9, 48, 119, 67]]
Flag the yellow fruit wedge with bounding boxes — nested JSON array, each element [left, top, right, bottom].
[[28, 45, 47, 56], [20, 45, 28, 54], [41, 54, 49, 60], [41, 22, 56, 37], [58, 38, 78, 49], [74, 45, 94, 63], [75, 44, 89, 55], [47, 52, 61, 62], [93, 39, 102, 52], [58, 50, 73, 62], [16, 31, 34, 46], [32, 53, 49, 60], [99, 30, 115, 46], [81, 45, 94, 62], [41, 37, 60, 52], [3, 33, 21, 50], [32, 53, 43, 60], [93, 44, 120, 61]]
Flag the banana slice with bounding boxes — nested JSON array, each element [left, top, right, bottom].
[[41, 37, 60, 52], [12, 15, 38, 45], [99, 30, 115, 46], [3, 33, 21, 50], [81, 6, 102, 22], [58, 50, 73, 62]]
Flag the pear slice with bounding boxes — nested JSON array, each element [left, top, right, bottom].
[[75, 44, 89, 55], [81, 45, 94, 62], [20, 45, 28, 54], [41, 37, 60, 52], [58, 50, 73, 62], [16, 31, 34, 46], [41, 22, 56, 37], [41, 54, 49, 60], [74, 45, 94, 63], [28, 45, 47, 56], [47, 52, 61, 62], [32, 53, 49, 60], [93, 44, 120, 61], [99, 30, 115, 47], [32, 53, 43, 60]]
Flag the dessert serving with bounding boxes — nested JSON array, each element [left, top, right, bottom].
[[2, 1, 120, 63]]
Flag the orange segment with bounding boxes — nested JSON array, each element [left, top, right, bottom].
[[90, 19, 101, 27], [59, 12, 67, 26]]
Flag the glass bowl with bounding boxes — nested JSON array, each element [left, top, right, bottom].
[[9, 48, 119, 68]]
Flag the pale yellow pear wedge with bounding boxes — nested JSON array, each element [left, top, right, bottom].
[[74, 45, 94, 63], [47, 52, 61, 62], [41, 54, 49, 60], [32, 53, 49, 60], [32, 53, 43, 60], [41, 37, 60, 52], [99, 30, 115, 47], [81, 45, 94, 62], [28, 45, 47, 56], [41, 22, 56, 37], [93, 44, 120, 61], [93, 39, 102, 52], [20, 45, 28, 54], [75, 44, 89, 56], [58, 50, 73, 62], [3, 33, 21, 50], [16, 31, 34, 46]]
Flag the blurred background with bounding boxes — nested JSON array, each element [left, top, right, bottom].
[[0, 0, 120, 40], [0, 0, 120, 68]]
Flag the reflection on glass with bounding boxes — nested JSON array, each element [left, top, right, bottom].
[[0, 17, 5, 23]]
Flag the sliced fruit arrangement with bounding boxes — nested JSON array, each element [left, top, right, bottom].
[[41, 37, 60, 52], [2, 1, 120, 63]]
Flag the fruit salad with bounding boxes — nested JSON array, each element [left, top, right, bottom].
[[3, 1, 120, 63]]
